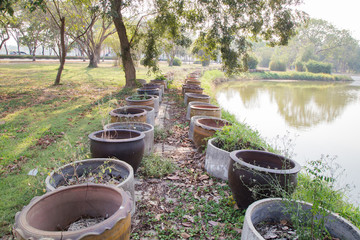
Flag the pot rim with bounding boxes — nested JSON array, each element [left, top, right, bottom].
[[88, 129, 145, 143], [126, 95, 154, 101], [104, 122, 154, 133], [45, 158, 134, 191], [14, 184, 131, 239], [109, 107, 147, 117], [230, 150, 301, 174], [123, 105, 154, 112], [185, 93, 210, 98], [191, 104, 220, 110], [195, 118, 229, 131]]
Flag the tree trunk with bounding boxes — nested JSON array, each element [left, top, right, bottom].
[[4, 42, 8, 55], [112, 7, 136, 88], [54, 17, 66, 86], [88, 44, 101, 68]]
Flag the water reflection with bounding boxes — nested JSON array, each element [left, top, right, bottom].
[[218, 81, 359, 128]]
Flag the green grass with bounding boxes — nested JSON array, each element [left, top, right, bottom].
[[139, 154, 176, 178], [0, 61, 203, 236]]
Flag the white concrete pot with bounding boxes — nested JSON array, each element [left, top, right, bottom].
[[204, 137, 231, 181]]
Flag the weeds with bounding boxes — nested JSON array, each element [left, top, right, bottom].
[[140, 154, 176, 178]]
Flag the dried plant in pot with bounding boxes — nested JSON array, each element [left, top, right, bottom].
[[14, 184, 132, 240], [228, 150, 301, 209], [88, 129, 145, 172], [104, 122, 154, 155], [125, 95, 154, 108], [109, 107, 147, 123], [242, 198, 360, 240], [45, 158, 136, 215], [193, 118, 231, 148]]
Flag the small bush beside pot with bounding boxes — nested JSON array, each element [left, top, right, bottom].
[[14, 184, 131, 240], [88, 129, 145, 172]]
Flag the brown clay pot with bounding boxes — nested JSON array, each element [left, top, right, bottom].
[[125, 95, 154, 108], [228, 150, 301, 209], [193, 118, 230, 148], [109, 107, 147, 123], [185, 80, 201, 86], [88, 129, 145, 172], [14, 184, 131, 240], [190, 104, 221, 119], [185, 93, 210, 106], [150, 79, 167, 89], [182, 84, 204, 95]]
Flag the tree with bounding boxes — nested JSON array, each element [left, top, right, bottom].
[[106, 0, 304, 87]]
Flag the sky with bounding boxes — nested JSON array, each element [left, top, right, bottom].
[[298, 0, 360, 40]]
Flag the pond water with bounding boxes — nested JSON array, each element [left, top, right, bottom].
[[216, 78, 360, 205]]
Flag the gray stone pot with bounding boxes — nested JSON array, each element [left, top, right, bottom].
[[148, 95, 160, 116], [242, 198, 360, 240], [104, 122, 154, 155], [45, 158, 136, 215], [205, 138, 230, 181], [186, 101, 215, 120]]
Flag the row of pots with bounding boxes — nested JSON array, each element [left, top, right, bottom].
[[13, 78, 170, 239]]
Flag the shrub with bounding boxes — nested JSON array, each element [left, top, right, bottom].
[[172, 57, 182, 66], [306, 60, 332, 74], [201, 59, 210, 66], [247, 55, 258, 69], [140, 154, 176, 178], [269, 60, 286, 71], [295, 61, 306, 72]]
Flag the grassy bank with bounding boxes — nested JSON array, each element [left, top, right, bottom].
[[199, 69, 360, 228], [0, 62, 201, 236]]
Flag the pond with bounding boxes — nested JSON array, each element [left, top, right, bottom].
[[216, 78, 360, 205]]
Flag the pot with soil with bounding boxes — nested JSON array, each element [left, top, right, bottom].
[[109, 107, 147, 123], [184, 93, 210, 106], [228, 150, 301, 209], [125, 95, 154, 108], [104, 122, 154, 155], [14, 184, 131, 240], [205, 138, 231, 181], [88, 129, 145, 172], [193, 118, 230, 148], [137, 88, 162, 102], [186, 102, 215, 120], [182, 84, 204, 96], [120, 105, 155, 126], [190, 104, 221, 119], [45, 158, 136, 215], [241, 198, 360, 240]]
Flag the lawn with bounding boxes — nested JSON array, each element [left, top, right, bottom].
[[0, 61, 201, 236]]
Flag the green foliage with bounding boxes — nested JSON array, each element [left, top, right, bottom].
[[295, 61, 306, 72], [247, 55, 258, 69], [140, 154, 176, 178], [251, 71, 351, 81], [269, 60, 287, 71], [172, 57, 182, 66], [202, 59, 210, 66], [212, 123, 273, 152], [306, 60, 332, 74]]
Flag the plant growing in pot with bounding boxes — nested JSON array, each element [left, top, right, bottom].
[[205, 123, 271, 181], [88, 129, 145, 172], [45, 158, 136, 215], [14, 184, 132, 240], [125, 94, 154, 108]]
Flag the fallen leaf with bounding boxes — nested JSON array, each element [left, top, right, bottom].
[[180, 232, 191, 239], [280, 219, 287, 225], [182, 222, 192, 227], [167, 175, 180, 180], [199, 175, 209, 181], [208, 221, 219, 226], [183, 215, 194, 223]]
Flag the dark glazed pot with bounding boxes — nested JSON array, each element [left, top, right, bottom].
[[137, 88, 162, 102], [184, 93, 210, 106], [14, 184, 131, 240], [190, 104, 221, 119], [228, 150, 301, 209], [142, 84, 164, 97], [109, 107, 147, 123], [125, 95, 154, 108], [193, 118, 230, 148], [242, 198, 360, 240], [88, 129, 145, 172]]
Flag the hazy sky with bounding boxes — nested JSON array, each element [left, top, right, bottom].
[[299, 0, 360, 40]]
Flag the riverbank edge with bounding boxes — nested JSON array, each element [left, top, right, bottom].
[[198, 69, 360, 228]]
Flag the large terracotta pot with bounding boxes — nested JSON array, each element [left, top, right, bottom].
[[88, 129, 145, 172], [14, 184, 131, 240], [150, 79, 167, 89], [125, 95, 154, 108], [109, 107, 147, 123], [185, 80, 201, 86], [190, 104, 221, 119], [186, 102, 215, 120], [242, 198, 360, 240], [45, 158, 136, 215], [184, 93, 210, 106], [104, 122, 154, 155], [193, 118, 230, 148], [228, 150, 301, 209], [137, 88, 162, 102], [182, 84, 203, 95], [120, 105, 154, 126]]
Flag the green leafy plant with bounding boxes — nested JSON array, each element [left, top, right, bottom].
[[212, 123, 273, 152], [269, 59, 287, 71], [306, 60, 332, 74], [173, 57, 182, 66], [154, 74, 167, 81], [129, 94, 149, 100], [140, 154, 176, 178]]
